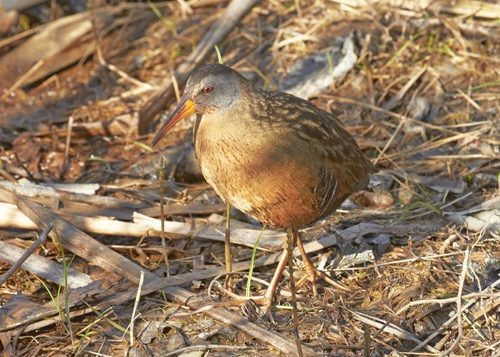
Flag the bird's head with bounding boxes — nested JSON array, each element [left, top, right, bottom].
[[151, 64, 243, 147]]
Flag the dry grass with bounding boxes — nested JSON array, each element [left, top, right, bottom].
[[0, 0, 499, 356]]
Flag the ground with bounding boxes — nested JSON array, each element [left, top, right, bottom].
[[0, 1, 498, 356]]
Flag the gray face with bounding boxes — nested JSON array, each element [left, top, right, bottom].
[[184, 64, 242, 112]]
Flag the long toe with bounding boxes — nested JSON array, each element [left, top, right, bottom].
[[296, 270, 319, 297], [296, 265, 350, 295], [315, 268, 351, 292], [240, 297, 275, 322]]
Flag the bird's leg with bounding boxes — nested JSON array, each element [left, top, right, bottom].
[[224, 203, 233, 292], [212, 246, 288, 319], [260, 244, 289, 313], [212, 243, 289, 320], [294, 228, 350, 294]]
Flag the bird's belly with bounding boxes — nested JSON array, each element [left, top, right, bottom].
[[197, 145, 322, 228]]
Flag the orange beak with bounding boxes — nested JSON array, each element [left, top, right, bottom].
[[151, 97, 196, 147]]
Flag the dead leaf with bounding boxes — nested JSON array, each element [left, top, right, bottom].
[[354, 191, 395, 209]]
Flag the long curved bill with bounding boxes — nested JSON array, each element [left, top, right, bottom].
[[151, 97, 196, 147]]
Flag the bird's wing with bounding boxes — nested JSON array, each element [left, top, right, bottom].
[[252, 89, 375, 193]]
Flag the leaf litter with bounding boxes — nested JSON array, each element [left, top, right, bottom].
[[0, 0, 498, 356]]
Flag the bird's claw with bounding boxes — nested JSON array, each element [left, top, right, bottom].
[[296, 263, 350, 296]]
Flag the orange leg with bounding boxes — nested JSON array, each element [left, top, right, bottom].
[[216, 228, 348, 316], [294, 227, 350, 294], [262, 245, 289, 307], [213, 245, 289, 311]]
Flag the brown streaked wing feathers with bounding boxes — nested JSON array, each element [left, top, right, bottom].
[[249, 88, 375, 210]]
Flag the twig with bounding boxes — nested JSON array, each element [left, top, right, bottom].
[[96, 41, 154, 90], [351, 311, 440, 353], [409, 192, 473, 220], [440, 248, 470, 356], [363, 325, 371, 357], [382, 67, 427, 111], [287, 228, 303, 357], [424, 154, 496, 160], [171, 71, 180, 102], [1, 0, 48, 11], [62, 115, 74, 179], [0, 180, 145, 209], [159, 156, 170, 276], [331, 95, 461, 136], [410, 259, 500, 352], [333, 252, 459, 272], [430, 0, 500, 19], [15, 195, 152, 285], [374, 117, 405, 165], [0, 59, 44, 99], [0, 240, 92, 288], [0, 201, 286, 249], [444, 195, 500, 216], [162, 344, 251, 357], [129, 271, 144, 346], [225, 203, 233, 291], [396, 289, 500, 315], [0, 224, 53, 286], [457, 89, 483, 112], [61, 250, 75, 345]]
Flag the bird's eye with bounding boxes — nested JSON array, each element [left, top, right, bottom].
[[202, 85, 213, 95]]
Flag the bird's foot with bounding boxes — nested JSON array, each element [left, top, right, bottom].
[[296, 262, 350, 297], [215, 290, 275, 321], [294, 230, 350, 296], [214, 283, 273, 311], [240, 297, 276, 323], [211, 277, 282, 322]]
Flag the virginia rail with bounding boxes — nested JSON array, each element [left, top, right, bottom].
[[152, 64, 374, 306]]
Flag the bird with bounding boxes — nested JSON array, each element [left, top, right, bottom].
[[151, 63, 375, 307]]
